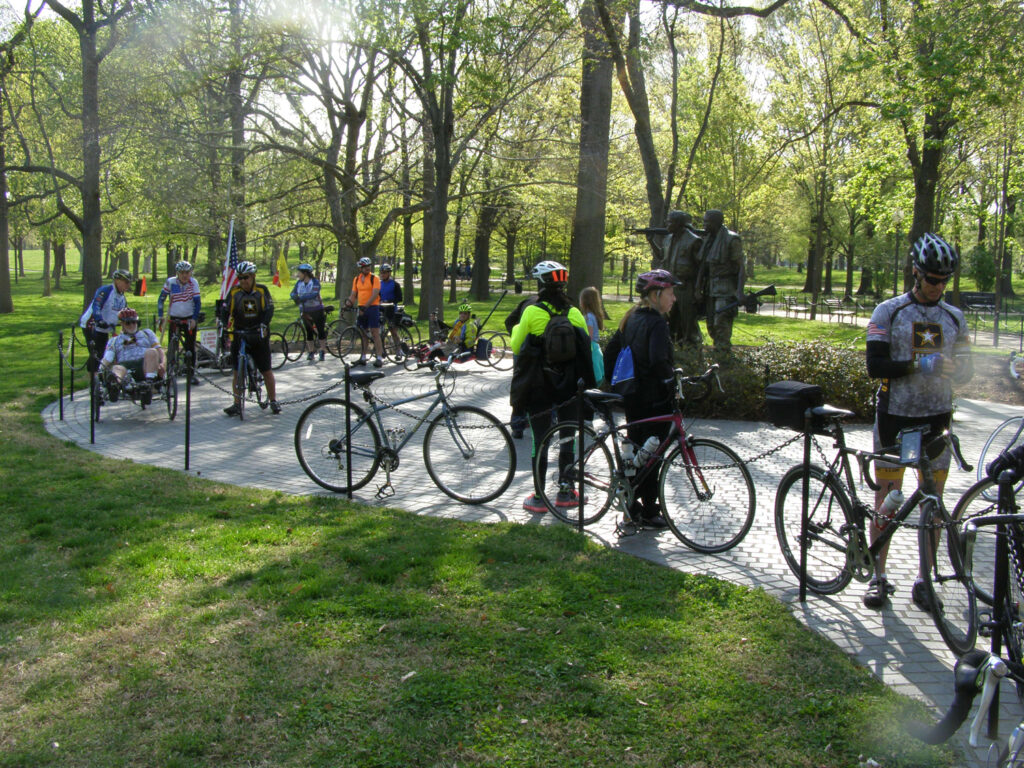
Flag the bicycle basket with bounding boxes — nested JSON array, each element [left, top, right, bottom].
[[765, 380, 825, 434]]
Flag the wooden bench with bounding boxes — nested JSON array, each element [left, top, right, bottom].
[[822, 297, 857, 324], [783, 296, 812, 318], [957, 291, 997, 313]]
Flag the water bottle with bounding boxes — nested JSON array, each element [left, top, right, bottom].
[[636, 436, 660, 467], [620, 441, 636, 476], [880, 488, 904, 515]]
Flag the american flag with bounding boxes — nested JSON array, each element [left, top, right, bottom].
[[220, 220, 239, 300]]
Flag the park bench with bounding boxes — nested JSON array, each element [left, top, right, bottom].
[[783, 295, 812, 318], [821, 297, 858, 324], [956, 291, 997, 313]]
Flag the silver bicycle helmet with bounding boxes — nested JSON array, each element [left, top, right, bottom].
[[174, 260, 193, 273], [357, 257, 372, 268], [911, 233, 959, 276], [112, 268, 132, 282], [236, 260, 257, 276]]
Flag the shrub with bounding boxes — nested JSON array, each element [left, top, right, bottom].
[[969, 245, 996, 292], [673, 341, 875, 422]]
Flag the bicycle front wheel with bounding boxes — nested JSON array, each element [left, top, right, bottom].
[[774, 464, 854, 595], [294, 398, 382, 493], [385, 326, 414, 363], [335, 326, 363, 360], [978, 416, 1024, 500], [534, 421, 615, 526], [919, 500, 977, 656], [660, 438, 755, 553], [235, 353, 247, 421], [954, 478, 1000, 606], [268, 332, 288, 370], [482, 331, 513, 371], [423, 406, 516, 504], [165, 374, 178, 420]]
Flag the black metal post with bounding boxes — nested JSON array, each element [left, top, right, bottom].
[[799, 413, 811, 602], [89, 371, 96, 445], [58, 332, 65, 421], [69, 326, 76, 401], [184, 351, 192, 471], [345, 361, 352, 500], [576, 378, 585, 534]]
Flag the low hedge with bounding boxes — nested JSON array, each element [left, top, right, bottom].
[[672, 341, 876, 422]]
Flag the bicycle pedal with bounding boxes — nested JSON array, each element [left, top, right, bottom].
[[615, 520, 640, 537], [375, 484, 395, 499]]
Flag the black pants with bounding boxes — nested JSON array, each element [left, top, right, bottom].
[[528, 401, 580, 495], [88, 328, 110, 373], [625, 400, 672, 516]]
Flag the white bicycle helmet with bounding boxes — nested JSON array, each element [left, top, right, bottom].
[[911, 233, 958, 276], [236, 261, 257, 276], [531, 260, 568, 285], [174, 260, 193, 273], [357, 257, 373, 268]]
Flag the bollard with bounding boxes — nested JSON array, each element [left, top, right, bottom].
[[185, 350, 192, 471], [58, 331, 65, 421], [576, 378, 585, 534], [344, 360, 352, 500]]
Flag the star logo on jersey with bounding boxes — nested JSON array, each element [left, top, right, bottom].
[[241, 296, 259, 318], [914, 322, 943, 352]]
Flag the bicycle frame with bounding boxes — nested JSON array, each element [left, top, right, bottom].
[[350, 382, 456, 458]]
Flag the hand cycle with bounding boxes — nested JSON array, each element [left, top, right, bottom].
[[531, 364, 757, 553], [402, 310, 513, 372], [230, 327, 272, 420], [91, 361, 177, 422], [773, 409, 977, 655], [293, 356, 516, 503], [282, 305, 335, 362]]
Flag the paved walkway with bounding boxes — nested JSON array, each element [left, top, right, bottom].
[[43, 360, 1024, 765]]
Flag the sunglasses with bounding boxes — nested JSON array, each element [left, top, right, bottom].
[[921, 273, 950, 286]]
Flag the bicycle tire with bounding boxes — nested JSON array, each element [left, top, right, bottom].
[[660, 438, 755, 554], [269, 332, 288, 370], [978, 417, 1024, 500], [774, 464, 854, 595], [167, 331, 181, 379], [335, 326, 364, 360], [235, 352, 246, 421], [294, 398, 381, 493], [482, 331, 513, 371], [325, 318, 346, 357], [403, 343, 428, 372], [423, 405, 516, 504], [534, 421, 614, 525], [282, 320, 305, 347], [955, 478, 1000, 606], [386, 326, 415, 363], [165, 374, 178, 421], [919, 499, 977, 656]]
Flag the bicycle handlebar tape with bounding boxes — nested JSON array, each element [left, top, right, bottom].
[[987, 444, 1024, 483], [907, 649, 992, 745]]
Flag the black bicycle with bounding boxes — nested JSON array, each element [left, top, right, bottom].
[[230, 328, 271, 420]]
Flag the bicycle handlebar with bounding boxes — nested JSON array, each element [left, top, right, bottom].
[[907, 649, 1006, 746], [854, 429, 972, 492], [671, 364, 721, 403]]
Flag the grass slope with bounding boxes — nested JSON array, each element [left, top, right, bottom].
[[0, 274, 957, 767]]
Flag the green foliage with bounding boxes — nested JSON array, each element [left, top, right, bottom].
[[969, 245, 997, 292], [674, 341, 875, 422]]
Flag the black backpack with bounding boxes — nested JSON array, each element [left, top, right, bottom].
[[539, 303, 577, 365]]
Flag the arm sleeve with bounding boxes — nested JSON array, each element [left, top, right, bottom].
[[603, 330, 622, 377], [157, 283, 168, 316], [290, 284, 299, 303], [261, 287, 275, 325], [866, 340, 915, 379], [192, 281, 202, 319], [646, 320, 674, 383]]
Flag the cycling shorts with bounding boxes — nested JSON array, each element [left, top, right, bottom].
[[357, 306, 381, 330], [230, 332, 272, 373]]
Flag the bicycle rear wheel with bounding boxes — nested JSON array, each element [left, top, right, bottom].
[[481, 331, 513, 371], [268, 332, 288, 370], [919, 499, 977, 656], [660, 438, 755, 554], [385, 326, 414, 363], [774, 464, 854, 595], [978, 417, 1024, 500], [165, 374, 178, 420], [534, 421, 614, 525], [423, 406, 516, 504], [335, 326, 363, 360], [294, 398, 381, 493]]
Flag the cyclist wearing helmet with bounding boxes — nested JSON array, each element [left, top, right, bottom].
[[290, 263, 327, 362], [343, 256, 384, 367], [100, 308, 165, 402], [602, 269, 680, 529], [510, 260, 595, 514], [80, 268, 132, 373], [378, 264, 407, 360], [157, 260, 202, 381], [862, 232, 972, 610], [223, 261, 281, 415], [446, 302, 478, 355]]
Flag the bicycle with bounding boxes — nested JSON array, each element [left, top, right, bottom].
[[229, 327, 273, 420], [401, 311, 512, 372], [282, 305, 335, 362], [91, 366, 177, 422], [531, 365, 756, 553], [294, 358, 516, 504], [334, 305, 410, 363], [978, 413, 1024, 501], [772, 403, 977, 655], [163, 313, 205, 383]]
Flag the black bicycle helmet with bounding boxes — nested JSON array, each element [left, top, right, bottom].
[[380, 263, 392, 272], [636, 269, 681, 294], [911, 233, 958, 276], [174, 260, 193, 273], [531, 260, 568, 285], [236, 260, 257, 276], [112, 268, 131, 282]]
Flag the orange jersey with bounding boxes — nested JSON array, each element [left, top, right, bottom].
[[351, 273, 380, 306]]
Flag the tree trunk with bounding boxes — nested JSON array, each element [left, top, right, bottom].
[[470, 196, 498, 301], [41, 238, 51, 297], [568, 0, 613, 297], [53, 243, 65, 290]]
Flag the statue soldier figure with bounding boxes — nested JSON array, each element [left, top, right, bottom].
[[657, 210, 704, 346], [696, 209, 745, 353]]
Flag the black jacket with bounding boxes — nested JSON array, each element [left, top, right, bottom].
[[603, 308, 674, 410]]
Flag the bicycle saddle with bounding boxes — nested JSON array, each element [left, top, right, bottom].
[[584, 389, 624, 405], [810, 404, 854, 420], [347, 370, 386, 387]]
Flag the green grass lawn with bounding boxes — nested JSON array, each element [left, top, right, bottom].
[[0, 267, 961, 767]]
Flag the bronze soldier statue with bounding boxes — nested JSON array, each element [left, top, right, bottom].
[[655, 211, 704, 346], [696, 209, 744, 353]]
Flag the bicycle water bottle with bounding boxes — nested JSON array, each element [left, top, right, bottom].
[[620, 441, 637, 476], [636, 436, 660, 467], [880, 488, 904, 515]]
